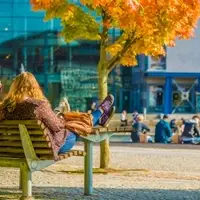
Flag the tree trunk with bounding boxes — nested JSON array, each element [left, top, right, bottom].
[[98, 65, 108, 102], [98, 62, 110, 169]]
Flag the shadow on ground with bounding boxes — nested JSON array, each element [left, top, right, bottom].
[[0, 187, 200, 200]]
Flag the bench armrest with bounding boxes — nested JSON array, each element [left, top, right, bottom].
[[81, 132, 115, 143], [19, 124, 54, 171]]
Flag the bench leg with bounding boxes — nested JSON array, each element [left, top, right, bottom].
[[84, 140, 93, 195], [19, 162, 35, 200]]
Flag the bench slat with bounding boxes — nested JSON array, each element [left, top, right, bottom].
[[0, 153, 25, 158], [33, 142, 52, 148], [38, 150, 86, 160], [58, 150, 86, 160], [38, 155, 53, 160], [0, 129, 43, 135], [0, 120, 54, 160], [0, 120, 38, 125], [107, 127, 118, 132], [0, 135, 48, 142], [0, 141, 51, 148], [0, 147, 52, 154], [0, 125, 41, 129]]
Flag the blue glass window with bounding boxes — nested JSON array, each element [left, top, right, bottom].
[[0, 32, 13, 44], [0, 4, 12, 17], [13, 17, 50, 32], [0, 17, 12, 32], [16, 18, 47, 31], [13, 18, 26, 31], [13, 32, 27, 40], [52, 19, 62, 30], [12, 32, 45, 46], [13, 3, 44, 17], [14, 0, 29, 2]]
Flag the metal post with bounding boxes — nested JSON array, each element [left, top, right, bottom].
[[164, 76, 172, 114], [84, 140, 93, 195], [143, 107, 147, 120], [19, 162, 34, 200]]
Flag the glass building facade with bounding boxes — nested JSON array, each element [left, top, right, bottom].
[[1, 1, 199, 114], [0, 0, 146, 113]]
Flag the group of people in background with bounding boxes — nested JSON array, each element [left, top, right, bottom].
[[54, 99, 200, 145], [120, 110, 200, 145], [155, 114, 200, 144]]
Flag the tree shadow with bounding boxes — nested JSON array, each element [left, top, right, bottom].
[[0, 187, 200, 200]]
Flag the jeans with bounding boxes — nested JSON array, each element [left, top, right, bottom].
[[58, 109, 102, 154], [181, 137, 200, 144]]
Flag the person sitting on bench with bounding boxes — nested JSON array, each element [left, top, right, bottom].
[[0, 72, 115, 159]]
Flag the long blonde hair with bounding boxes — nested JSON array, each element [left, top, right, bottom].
[[1, 72, 47, 112]]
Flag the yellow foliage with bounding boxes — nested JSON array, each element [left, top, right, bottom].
[[105, 44, 123, 56], [30, 0, 63, 10], [30, 0, 200, 67]]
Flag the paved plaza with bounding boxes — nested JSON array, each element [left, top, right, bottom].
[[0, 144, 200, 200]]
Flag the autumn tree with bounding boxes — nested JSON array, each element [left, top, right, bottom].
[[30, 0, 200, 168]]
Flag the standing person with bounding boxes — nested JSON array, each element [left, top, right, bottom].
[[132, 110, 139, 125], [131, 115, 151, 143], [155, 114, 172, 143], [181, 115, 200, 144], [180, 118, 185, 133], [170, 118, 178, 135], [0, 72, 115, 160], [120, 110, 128, 126]]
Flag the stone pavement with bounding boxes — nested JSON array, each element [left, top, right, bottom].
[[0, 144, 200, 200]]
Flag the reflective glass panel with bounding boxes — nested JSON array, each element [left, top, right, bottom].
[[13, 3, 44, 17], [0, 17, 12, 32], [0, 32, 13, 44], [0, 3, 12, 17]]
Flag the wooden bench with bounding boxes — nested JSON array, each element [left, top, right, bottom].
[[0, 120, 115, 200]]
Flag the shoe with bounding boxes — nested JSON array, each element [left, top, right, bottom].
[[99, 106, 115, 127], [54, 98, 70, 114], [98, 94, 114, 114]]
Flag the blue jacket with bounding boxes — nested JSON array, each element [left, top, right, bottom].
[[155, 120, 172, 143]]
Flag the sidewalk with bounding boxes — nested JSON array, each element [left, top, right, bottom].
[[0, 144, 200, 200]]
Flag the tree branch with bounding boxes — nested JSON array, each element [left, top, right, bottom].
[[106, 34, 138, 72]]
